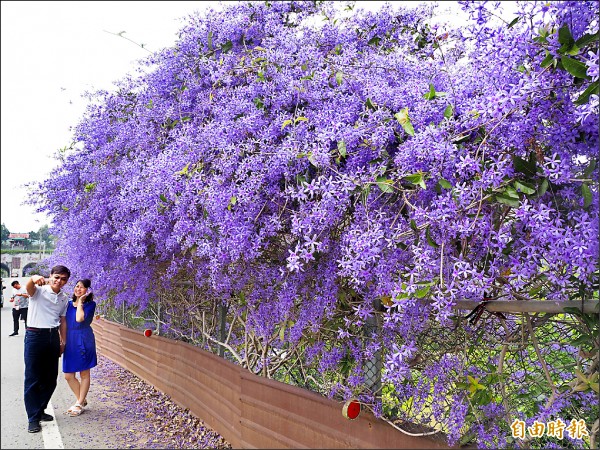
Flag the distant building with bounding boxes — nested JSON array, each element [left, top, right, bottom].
[[8, 233, 29, 248]]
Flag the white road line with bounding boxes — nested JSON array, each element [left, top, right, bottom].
[[41, 401, 64, 449]]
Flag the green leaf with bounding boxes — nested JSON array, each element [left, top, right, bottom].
[[404, 172, 426, 189], [300, 71, 315, 81], [281, 119, 293, 131], [415, 284, 431, 298], [561, 56, 590, 79], [253, 97, 265, 110], [394, 108, 415, 136], [410, 219, 419, 234], [581, 183, 592, 208], [395, 108, 408, 124], [443, 104, 453, 119], [563, 306, 585, 317], [227, 196, 237, 211], [574, 81, 599, 105], [279, 322, 286, 341], [159, 194, 168, 203], [296, 174, 307, 186], [540, 51, 555, 69], [572, 334, 593, 346], [537, 178, 549, 197], [507, 17, 519, 29], [513, 154, 537, 178], [472, 389, 492, 406], [337, 140, 347, 158], [368, 36, 381, 46], [423, 83, 436, 100], [575, 31, 600, 47], [425, 226, 439, 248], [495, 194, 520, 208], [558, 25, 575, 53], [534, 28, 548, 44], [221, 40, 233, 53], [583, 159, 597, 178], [504, 186, 520, 199], [176, 163, 190, 176], [402, 121, 415, 136], [295, 116, 308, 124], [565, 44, 580, 56], [438, 178, 452, 190], [335, 71, 343, 86], [459, 432, 477, 446], [529, 285, 544, 297], [376, 176, 394, 193], [84, 182, 97, 192], [365, 98, 376, 111], [514, 180, 536, 195], [423, 83, 446, 100]]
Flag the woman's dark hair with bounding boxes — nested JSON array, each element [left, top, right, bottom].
[[72, 278, 94, 303]]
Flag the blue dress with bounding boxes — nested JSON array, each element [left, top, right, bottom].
[[63, 300, 98, 373]]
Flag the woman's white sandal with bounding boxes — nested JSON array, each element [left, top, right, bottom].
[[68, 403, 84, 416]]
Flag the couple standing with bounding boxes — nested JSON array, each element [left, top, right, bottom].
[[24, 265, 97, 433]]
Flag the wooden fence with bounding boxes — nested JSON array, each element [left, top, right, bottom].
[[93, 318, 448, 449]]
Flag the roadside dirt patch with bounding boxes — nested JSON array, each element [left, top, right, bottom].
[[90, 355, 231, 449]]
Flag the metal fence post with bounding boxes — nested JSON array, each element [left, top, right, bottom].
[[218, 303, 228, 357], [156, 293, 162, 335], [364, 312, 382, 395]]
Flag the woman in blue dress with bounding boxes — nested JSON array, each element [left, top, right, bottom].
[[63, 278, 97, 416]]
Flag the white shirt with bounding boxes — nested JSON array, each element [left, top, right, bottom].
[[12, 287, 29, 309], [27, 284, 69, 328]]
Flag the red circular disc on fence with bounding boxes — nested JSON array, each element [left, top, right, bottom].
[[95, 314, 100, 320], [342, 399, 361, 420], [144, 329, 153, 337]]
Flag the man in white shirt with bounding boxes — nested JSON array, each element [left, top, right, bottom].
[[9, 280, 29, 336], [23, 265, 71, 433]]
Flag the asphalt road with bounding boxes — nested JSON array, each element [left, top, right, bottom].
[[0, 279, 133, 449]]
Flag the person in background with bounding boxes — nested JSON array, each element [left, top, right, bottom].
[[24, 266, 70, 433], [9, 280, 30, 336], [1, 278, 5, 307], [63, 279, 97, 417]]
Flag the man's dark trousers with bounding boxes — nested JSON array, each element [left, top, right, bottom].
[[12, 308, 21, 333], [24, 328, 60, 424], [20, 307, 28, 327]]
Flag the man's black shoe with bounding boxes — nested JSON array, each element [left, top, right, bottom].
[[9, 332, 17, 336], [28, 422, 41, 433], [41, 413, 54, 422]]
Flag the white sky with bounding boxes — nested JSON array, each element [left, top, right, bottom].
[[1, 1, 472, 234]]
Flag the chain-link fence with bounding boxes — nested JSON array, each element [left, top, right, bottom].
[[97, 283, 599, 448]]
